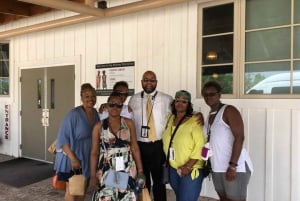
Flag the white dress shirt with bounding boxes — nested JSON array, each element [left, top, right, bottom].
[[128, 90, 173, 142]]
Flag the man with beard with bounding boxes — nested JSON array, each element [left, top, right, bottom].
[[129, 71, 173, 201]]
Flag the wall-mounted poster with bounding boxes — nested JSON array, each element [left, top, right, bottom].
[[95, 61, 135, 96]]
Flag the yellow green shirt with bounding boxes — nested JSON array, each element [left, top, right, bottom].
[[162, 115, 205, 172]]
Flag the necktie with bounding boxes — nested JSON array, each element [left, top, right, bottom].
[[146, 94, 156, 142]]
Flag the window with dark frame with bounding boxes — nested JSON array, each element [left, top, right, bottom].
[[0, 43, 9, 95], [201, 3, 234, 94]]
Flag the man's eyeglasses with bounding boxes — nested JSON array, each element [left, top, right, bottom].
[[202, 92, 219, 97], [175, 98, 189, 104], [142, 79, 157, 83], [108, 102, 123, 108]]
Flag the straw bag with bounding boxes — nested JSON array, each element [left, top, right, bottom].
[[69, 170, 86, 196], [139, 188, 151, 201], [48, 140, 57, 154]]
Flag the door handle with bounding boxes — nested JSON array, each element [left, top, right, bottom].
[[37, 79, 42, 108], [41, 109, 49, 127]]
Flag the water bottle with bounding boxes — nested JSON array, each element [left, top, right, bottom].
[[135, 174, 145, 195]]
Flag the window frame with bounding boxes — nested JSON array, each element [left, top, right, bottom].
[[197, 0, 300, 99], [241, 0, 300, 99], [197, 0, 241, 99], [0, 42, 9, 96]]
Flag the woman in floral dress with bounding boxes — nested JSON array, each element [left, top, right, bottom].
[[90, 92, 144, 201]]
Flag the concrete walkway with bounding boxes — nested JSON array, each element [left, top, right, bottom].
[[0, 154, 218, 201]]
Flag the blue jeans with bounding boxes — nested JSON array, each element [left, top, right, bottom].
[[169, 166, 204, 201]]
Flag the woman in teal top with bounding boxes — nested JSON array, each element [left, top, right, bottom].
[[54, 83, 99, 201], [162, 90, 205, 201]]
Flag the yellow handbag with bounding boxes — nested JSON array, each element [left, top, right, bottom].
[[48, 140, 57, 154], [68, 172, 87, 196], [139, 188, 151, 201]]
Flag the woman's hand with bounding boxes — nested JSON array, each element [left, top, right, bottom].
[[62, 144, 82, 170], [137, 170, 144, 179], [177, 166, 191, 177], [226, 166, 237, 181], [71, 157, 81, 170]]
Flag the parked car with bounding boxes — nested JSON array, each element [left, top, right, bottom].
[[246, 72, 300, 94]]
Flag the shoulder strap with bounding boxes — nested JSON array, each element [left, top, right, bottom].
[[166, 114, 186, 165], [102, 118, 109, 130], [207, 104, 224, 142]]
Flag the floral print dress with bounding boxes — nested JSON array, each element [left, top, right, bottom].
[[92, 118, 137, 201]]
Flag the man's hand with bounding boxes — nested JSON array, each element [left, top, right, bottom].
[[194, 112, 204, 125], [98, 103, 108, 113]]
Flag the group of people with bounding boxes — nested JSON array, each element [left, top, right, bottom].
[[54, 70, 253, 201]]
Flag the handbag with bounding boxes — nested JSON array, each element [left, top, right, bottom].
[[202, 159, 212, 178], [52, 173, 66, 190], [162, 166, 169, 185], [68, 170, 86, 196], [48, 140, 57, 154], [139, 187, 151, 201], [104, 169, 129, 190]]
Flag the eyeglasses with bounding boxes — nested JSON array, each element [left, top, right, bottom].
[[142, 79, 157, 83], [175, 98, 189, 104], [117, 92, 129, 97], [202, 92, 219, 97], [108, 102, 123, 108]]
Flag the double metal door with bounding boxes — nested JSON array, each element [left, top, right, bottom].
[[21, 66, 74, 162]]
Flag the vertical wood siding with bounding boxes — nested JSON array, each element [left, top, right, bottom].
[[0, 2, 299, 201]]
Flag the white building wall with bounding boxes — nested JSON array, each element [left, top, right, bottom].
[[0, 1, 299, 201]]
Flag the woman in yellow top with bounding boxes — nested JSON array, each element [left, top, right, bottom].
[[162, 90, 205, 201]]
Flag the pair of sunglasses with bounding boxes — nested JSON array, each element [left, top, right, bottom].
[[108, 102, 123, 108], [175, 98, 189, 104], [202, 92, 219, 97], [117, 92, 129, 97]]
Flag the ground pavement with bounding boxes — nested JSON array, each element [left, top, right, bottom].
[[0, 154, 218, 201]]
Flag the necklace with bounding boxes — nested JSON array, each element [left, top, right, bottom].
[[209, 111, 217, 115], [209, 103, 223, 115]]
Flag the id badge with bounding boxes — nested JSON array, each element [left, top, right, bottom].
[[141, 126, 149, 138], [115, 156, 125, 171], [201, 143, 212, 160], [169, 147, 175, 161]]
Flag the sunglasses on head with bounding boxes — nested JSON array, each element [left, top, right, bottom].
[[175, 98, 189, 104], [107, 102, 123, 108]]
